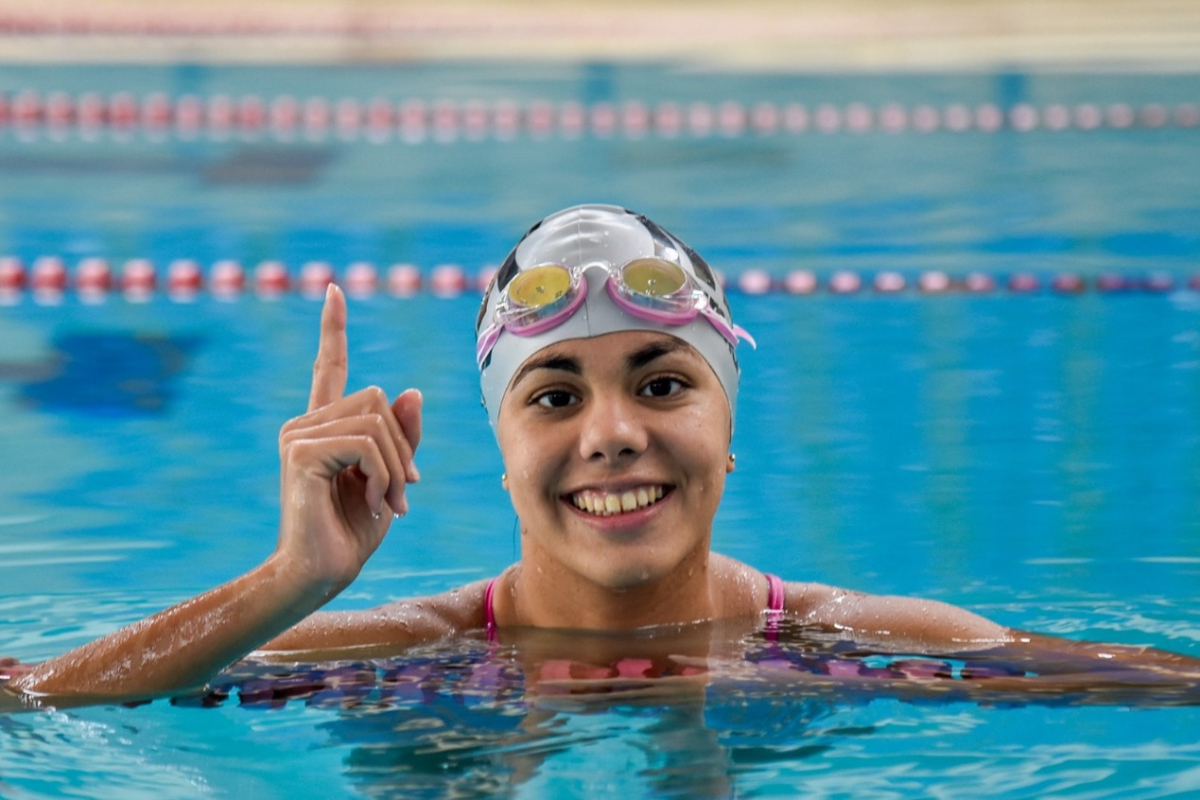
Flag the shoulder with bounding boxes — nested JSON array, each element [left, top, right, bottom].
[[711, 562, 1009, 651], [257, 579, 493, 658], [377, 579, 492, 632], [707, 557, 853, 618], [709, 554, 803, 616], [776, 580, 1010, 651], [777, 580, 843, 617]]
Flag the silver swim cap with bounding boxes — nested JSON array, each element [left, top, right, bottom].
[[476, 204, 752, 430]]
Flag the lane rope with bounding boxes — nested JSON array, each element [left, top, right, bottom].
[[1, 256, 1196, 303], [0, 93, 1197, 141]]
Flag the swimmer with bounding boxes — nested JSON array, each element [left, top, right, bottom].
[[4, 204, 1199, 705]]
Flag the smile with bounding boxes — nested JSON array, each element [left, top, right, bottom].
[[569, 485, 667, 516]]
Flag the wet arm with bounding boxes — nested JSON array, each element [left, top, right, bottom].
[[790, 582, 1011, 651], [7, 287, 421, 704], [256, 581, 488, 659], [8, 555, 335, 703], [791, 582, 1200, 674]]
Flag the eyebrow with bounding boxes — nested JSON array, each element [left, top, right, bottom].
[[510, 336, 690, 389], [626, 338, 689, 371], [510, 353, 581, 389]]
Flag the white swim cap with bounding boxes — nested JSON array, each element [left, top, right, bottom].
[[476, 204, 752, 430]]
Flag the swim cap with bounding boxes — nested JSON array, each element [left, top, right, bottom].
[[476, 204, 750, 430]]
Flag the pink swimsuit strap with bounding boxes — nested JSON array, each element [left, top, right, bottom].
[[765, 573, 786, 613], [484, 576, 499, 639], [483, 572, 785, 637]]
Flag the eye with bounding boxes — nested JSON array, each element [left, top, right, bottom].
[[639, 377, 685, 398], [534, 390, 578, 409]]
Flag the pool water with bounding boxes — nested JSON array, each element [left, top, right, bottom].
[[1, 63, 1199, 798]]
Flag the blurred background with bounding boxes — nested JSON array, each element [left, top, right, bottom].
[[1, 0, 1199, 68], [2, 4, 1200, 798]]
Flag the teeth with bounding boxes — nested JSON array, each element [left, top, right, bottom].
[[571, 485, 665, 516]]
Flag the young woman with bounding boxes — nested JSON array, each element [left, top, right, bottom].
[[4, 204, 1196, 706]]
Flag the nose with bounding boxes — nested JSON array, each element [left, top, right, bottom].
[[577, 390, 648, 465]]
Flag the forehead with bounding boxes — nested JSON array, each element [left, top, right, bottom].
[[514, 331, 701, 375]]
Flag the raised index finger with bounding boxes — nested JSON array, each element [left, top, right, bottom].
[[308, 283, 349, 412]]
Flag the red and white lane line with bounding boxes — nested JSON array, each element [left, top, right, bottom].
[[1, 256, 1197, 304], [0, 93, 1197, 142]]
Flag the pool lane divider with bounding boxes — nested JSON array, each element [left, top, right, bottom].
[[0, 256, 1197, 304], [0, 93, 1198, 141]]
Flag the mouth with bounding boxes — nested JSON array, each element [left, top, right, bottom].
[[567, 485, 669, 517]]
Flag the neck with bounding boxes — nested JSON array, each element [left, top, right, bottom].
[[505, 549, 725, 631]]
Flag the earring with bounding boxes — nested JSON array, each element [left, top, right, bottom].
[[501, 472, 509, 490], [728, 454, 736, 465]]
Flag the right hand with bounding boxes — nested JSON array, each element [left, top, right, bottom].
[[275, 284, 422, 597]]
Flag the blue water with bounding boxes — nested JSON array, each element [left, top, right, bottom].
[[1, 63, 1199, 798]]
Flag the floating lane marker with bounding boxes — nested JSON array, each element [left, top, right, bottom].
[[386, 263, 423, 297], [211, 258, 245, 299], [167, 258, 204, 301], [0, 92, 1198, 142], [0, 256, 1196, 302]]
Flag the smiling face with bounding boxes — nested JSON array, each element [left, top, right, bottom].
[[496, 330, 733, 596]]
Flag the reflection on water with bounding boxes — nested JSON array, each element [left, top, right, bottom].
[[95, 621, 1191, 798]]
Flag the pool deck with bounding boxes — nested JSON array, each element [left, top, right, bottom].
[[0, 0, 1199, 69]]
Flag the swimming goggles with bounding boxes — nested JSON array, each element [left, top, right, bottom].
[[475, 257, 756, 367]]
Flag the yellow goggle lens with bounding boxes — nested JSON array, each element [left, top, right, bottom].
[[507, 264, 573, 308], [620, 258, 687, 297]]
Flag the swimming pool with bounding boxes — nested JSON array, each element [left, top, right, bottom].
[[1, 63, 1199, 798]]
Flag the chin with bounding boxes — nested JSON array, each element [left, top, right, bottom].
[[587, 556, 677, 593]]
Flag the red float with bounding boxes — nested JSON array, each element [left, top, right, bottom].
[[345, 262, 378, 296], [963, 272, 996, 293], [167, 259, 204, 299], [688, 103, 716, 137], [828, 270, 861, 294], [750, 102, 779, 135], [718, 102, 745, 137], [121, 258, 157, 299], [918, 271, 952, 293], [1051, 273, 1085, 293], [0, 257, 26, 291], [211, 260, 246, 298], [429, 264, 467, 297], [255, 260, 290, 297], [142, 92, 173, 129], [874, 271, 906, 293], [31, 256, 68, 292], [736, 269, 772, 295], [782, 270, 817, 295], [1008, 273, 1041, 293], [109, 92, 139, 132], [1142, 272, 1175, 293], [76, 257, 113, 296], [175, 94, 204, 133], [475, 266, 499, 293], [387, 263, 422, 297], [299, 261, 335, 298]]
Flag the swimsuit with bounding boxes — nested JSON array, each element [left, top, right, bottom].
[[484, 572, 786, 637]]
